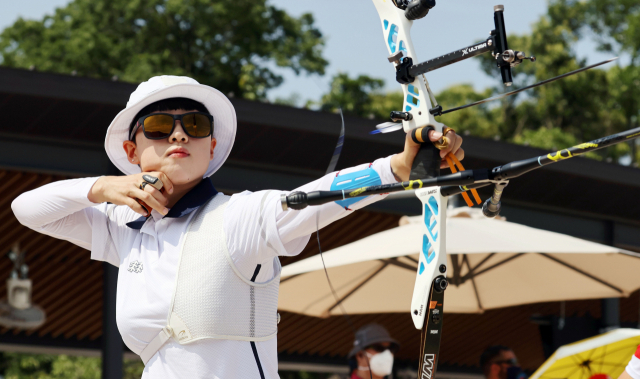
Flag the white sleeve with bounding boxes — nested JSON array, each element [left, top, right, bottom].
[[224, 155, 397, 280], [11, 177, 134, 267], [276, 155, 397, 246], [224, 190, 293, 281], [12, 177, 100, 250], [625, 348, 640, 379]]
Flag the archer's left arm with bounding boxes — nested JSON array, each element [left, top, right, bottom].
[[221, 129, 465, 279]]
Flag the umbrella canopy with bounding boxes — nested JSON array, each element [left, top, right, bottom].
[[530, 328, 640, 379], [279, 208, 640, 317]]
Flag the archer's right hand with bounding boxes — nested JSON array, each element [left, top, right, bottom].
[[87, 172, 174, 217]]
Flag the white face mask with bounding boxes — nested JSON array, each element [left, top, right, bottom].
[[358, 349, 394, 377]]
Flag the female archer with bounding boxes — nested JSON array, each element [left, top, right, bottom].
[[11, 76, 463, 378]]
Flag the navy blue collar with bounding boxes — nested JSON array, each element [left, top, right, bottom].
[[126, 179, 218, 230]]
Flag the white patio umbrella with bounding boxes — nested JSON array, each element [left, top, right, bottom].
[[279, 208, 640, 317]]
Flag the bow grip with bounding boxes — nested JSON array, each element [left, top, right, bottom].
[[410, 127, 441, 180]]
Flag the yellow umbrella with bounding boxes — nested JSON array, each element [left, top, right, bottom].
[[531, 329, 640, 379]]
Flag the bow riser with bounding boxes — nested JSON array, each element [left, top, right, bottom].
[[372, 0, 444, 134], [412, 188, 448, 329]]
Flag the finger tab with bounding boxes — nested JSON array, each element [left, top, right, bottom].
[[142, 174, 164, 191], [434, 136, 450, 150]]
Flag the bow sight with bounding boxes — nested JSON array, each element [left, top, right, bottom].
[[390, 3, 535, 118]]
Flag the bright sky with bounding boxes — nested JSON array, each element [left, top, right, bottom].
[[1, 0, 612, 105]]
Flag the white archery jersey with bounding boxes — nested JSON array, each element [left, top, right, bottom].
[[139, 194, 281, 365], [11, 156, 396, 379]]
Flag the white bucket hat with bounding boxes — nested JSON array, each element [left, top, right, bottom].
[[104, 75, 236, 177]]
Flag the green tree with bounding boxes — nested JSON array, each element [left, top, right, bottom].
[[434, 84, 500, 139], [553, 0, 640, 163], [474, 1, 631, 160], [0, 353, 99, 379], [558, 0, 640, 62], [315, 73, 504, 141], [314, 73, 390, 119], [0, 0, 327, 100]]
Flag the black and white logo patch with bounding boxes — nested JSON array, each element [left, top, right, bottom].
[[128, 260, 143, 273]]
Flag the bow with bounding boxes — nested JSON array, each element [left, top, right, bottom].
[[283, 2, 620, 378], [283, 123, 640, 378], [370, 2, 508, 377], [367, 2, 616, 377]]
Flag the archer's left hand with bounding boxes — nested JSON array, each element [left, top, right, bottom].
[[390, 128, 464, 182]]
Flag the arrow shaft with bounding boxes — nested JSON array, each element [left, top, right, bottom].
[[440, 57, 618, 115]]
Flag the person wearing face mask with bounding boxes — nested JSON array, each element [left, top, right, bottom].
[[347, 324, 400, 379], [480, 346, 527, 379]]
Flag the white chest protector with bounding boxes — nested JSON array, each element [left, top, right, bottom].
[[140, 193, 281, 364]]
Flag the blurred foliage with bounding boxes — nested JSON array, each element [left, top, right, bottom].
[[311, 73, 390, 119], [558, 0, 640, 62], [274, 92, 303, 108], [0, 353, 100, 379], [0, 353, 147, 379], [123, 359, 145, 379], [317, 0, 640, 164], [432, 85, 499, 139], [0, 352, 338, 378], [0, 0, 327, 100]]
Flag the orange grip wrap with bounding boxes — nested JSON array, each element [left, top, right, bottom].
[[445, 155, 474, 207], [445, 153, 482, 207]]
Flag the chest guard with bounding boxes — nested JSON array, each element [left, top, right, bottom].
[[140, 193, 281, 365]]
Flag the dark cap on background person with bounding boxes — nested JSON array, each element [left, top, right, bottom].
[[348, 324, 400, 358]]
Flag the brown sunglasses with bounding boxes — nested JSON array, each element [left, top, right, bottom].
[[129, 112, 213, 141]]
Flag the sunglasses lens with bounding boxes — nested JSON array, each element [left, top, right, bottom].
[[182, 113, 212, 138], [143, 115, 175, 138]]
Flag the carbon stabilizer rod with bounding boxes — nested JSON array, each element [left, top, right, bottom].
[[281, 170, 481, 211], [441, 125, 640, 196], [281, 126, 640, 211]]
